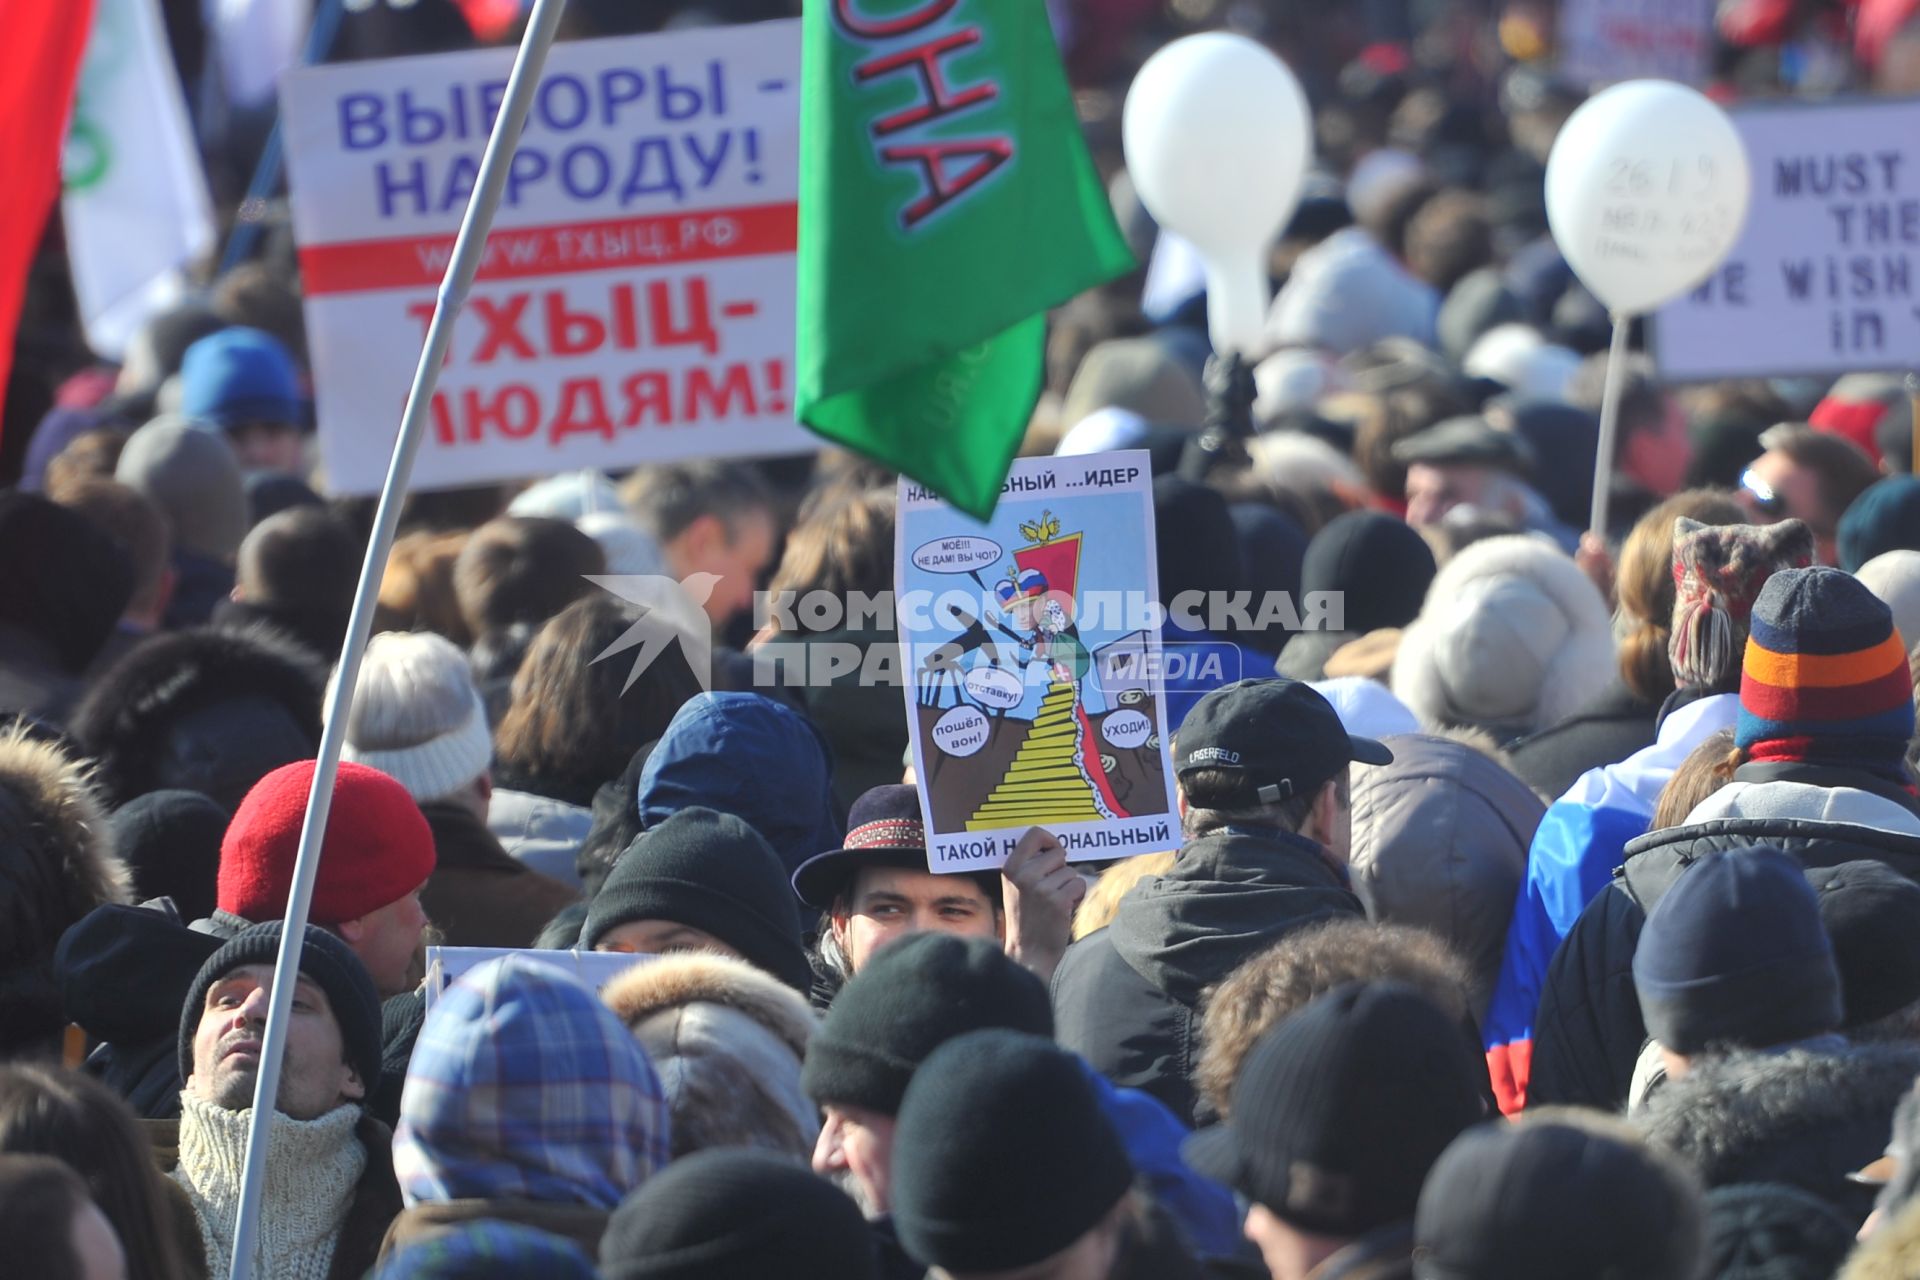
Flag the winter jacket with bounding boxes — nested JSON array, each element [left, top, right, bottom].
[[1051, 826, 1363, 1124], [1310, 1222, 1415, 1280], [164, 549, 236, 631], [486, 787, 593, 890], [1527, 763, 1920, 1112], [1348, 733, 1546, 1024], [419, 801, 578, 949], [1506, 677, 1661, 801], [1636, 1042, 1920, 1227], [1483, 693, 1738, 1112]]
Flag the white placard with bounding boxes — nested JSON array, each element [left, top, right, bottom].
[[281, 21, 814, 494], [1654, 97, 1920, 380]]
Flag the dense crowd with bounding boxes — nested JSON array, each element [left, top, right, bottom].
[[17, 1, 1920, 1279]]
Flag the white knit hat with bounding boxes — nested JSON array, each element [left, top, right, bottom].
[[331, 631, 493, 804]]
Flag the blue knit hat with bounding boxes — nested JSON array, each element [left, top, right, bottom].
[[1632, 846, 1842, 1055], [179, 327, 303, 431]]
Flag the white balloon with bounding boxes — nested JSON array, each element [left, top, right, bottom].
[[1123, 34, 1311, 355], [1544, 80, 1751, 317]]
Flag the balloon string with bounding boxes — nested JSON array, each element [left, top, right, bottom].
[[1588, 314, 1631, 542]]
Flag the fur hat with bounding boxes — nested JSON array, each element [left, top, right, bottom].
[[1669, 517, 1814, 692], [602, 952, 819, 1159], [334, 631, 492, 805], [0, 728, 130, 1053], [69, 625, 324, 809], [1392, 535, 1615, 740]]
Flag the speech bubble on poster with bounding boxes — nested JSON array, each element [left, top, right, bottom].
[[912, 535, 1003, 575], [931, 706, 990, 756], [1101, 709, 1152, 749], [964, 667, 1024, 709]]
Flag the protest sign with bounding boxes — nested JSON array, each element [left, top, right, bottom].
[[1557, 0, 1713, 88], [423, 946, 652, 1011], [897, 451, 1179, 872], [281, 21, 814, 494], [1654, 97, 1920, 380]]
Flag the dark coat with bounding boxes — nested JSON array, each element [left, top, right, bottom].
[[1051, 827, 1363, 1124], [1528, 765, 1920, 1112], [1505, 678, 1659, 801], [1635, 1042, 1920, 1226], [420, 801, 579, 949]]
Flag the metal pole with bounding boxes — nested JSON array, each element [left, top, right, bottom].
[[218, 0, 348, 274], [223, 2, 571, 1275], [1587, 313, 1632, 542]]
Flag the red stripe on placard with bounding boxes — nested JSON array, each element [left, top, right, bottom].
[[299, 201, 797, 296]]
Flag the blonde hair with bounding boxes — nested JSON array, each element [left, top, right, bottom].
[[1072, 852, 1176, 941]]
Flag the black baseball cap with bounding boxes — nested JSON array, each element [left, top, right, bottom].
[[1182, 982, 1486, 1237], [1174, 678, 1392, 806]]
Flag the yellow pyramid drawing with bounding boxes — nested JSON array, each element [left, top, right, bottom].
[[967, 681, 1103, 829]]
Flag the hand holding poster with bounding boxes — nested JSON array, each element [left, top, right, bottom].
[[898, 451, 1179, 872], [281, 21, 814, 493]]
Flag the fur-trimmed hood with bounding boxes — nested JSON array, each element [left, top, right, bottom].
[[69, 624, 324, 809], [1392, 534, 1615, 741], [1637, 1042, 1920, 1226], [601, 951, 816, 1058], [0, 727, 129, 1053], [601, 952, 820, 1159]]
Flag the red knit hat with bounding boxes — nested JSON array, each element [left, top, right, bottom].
[[218, 760, 436, 926]]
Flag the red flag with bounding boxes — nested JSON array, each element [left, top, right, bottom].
[[0, 0, 96, 450]]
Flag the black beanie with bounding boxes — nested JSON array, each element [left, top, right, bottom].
[[801, 932, 1053, 1115], [1153, 474, 1247, 609], [599, 1148, 877, 1280], [1702, 1183, 1854, 1280], [1412, 1121, 1704, 1280], [1184, 982, 1485, 1237], [0, 491, 135, 674], [177, 921, 383, 1097], [892, 1029, 1133, 1273], [1632, 846, 1843, 1055], [1806, 860, 1920, 1028], [1301, 510, 1437, 633], [580, 807, 810, 992], [110, 789, 227, 924]]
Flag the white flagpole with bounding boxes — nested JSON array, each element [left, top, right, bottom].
[[224, 2, 571, 1275]]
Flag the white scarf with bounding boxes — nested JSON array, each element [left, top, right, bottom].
[[171, 1095, 366, 1280]]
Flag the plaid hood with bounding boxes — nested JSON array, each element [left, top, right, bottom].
[[393, 956, 669, 1210]]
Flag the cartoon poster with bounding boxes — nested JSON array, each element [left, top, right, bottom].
[[897, 451, 1179, 872]]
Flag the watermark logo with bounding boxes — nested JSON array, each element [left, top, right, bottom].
[[585, 574, 717, 692]]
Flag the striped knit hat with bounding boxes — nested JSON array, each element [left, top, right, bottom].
[[1669, 517, 1813, 692], [1738, 567, 1915, 782]]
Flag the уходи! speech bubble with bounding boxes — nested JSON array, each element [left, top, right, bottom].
[[1101, 709, 1152, 749]]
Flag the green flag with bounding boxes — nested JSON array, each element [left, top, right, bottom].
[[796, 0, 1136, 520]]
